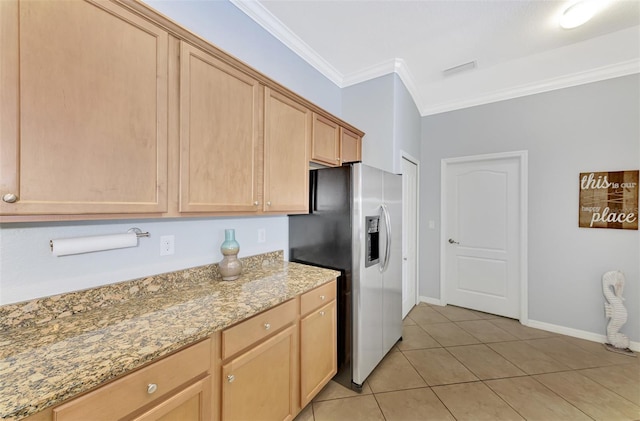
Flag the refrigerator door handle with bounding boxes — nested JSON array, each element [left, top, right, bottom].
[[380, 204, 392, 273]]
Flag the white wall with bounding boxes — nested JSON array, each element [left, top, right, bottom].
[[421, 74, 640, 342]]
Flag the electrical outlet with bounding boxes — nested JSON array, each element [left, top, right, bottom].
[[258, 228, 266, 243], [160, 235, 175, 256]]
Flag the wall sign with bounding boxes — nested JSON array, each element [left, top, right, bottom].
[[579, 170, 639, 230]]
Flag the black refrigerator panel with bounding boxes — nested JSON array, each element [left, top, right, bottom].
[[289, 165, 352, 271], [289, 165, 354, 390]]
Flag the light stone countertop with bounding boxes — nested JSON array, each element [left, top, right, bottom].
[[0, 251, 340, 420]]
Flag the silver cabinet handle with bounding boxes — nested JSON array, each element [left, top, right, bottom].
[[448, 238, 459, 244], [254, 201, 259, 206], [2, 193, 17, 203], [227, 374, 235, 383], [319, 311, 325, 316], [320, 295, 326, 301], [147, 383, 158, 394], [266, 201, 271, 206], [264, 323, 271, 330]]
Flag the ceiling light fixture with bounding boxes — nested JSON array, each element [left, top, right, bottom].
[[559, 0, 606, 29]]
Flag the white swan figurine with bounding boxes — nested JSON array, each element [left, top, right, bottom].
[[602, 270, 629, 349]]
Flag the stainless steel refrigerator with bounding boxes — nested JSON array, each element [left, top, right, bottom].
[[289, 163, 402, 390]]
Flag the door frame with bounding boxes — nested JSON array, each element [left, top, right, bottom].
[[401, 152, 420, 318], [440, 150, 528, 323]]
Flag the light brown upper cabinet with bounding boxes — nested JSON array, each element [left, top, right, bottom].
[[0, 0, 362, 221], [340, 127, 362, 164], [310, 114, 362, 168], [0, 0, 168, 216], [311, 113, 341, 167], [178, 41, 262, 213], [263, 88, 311, 214]]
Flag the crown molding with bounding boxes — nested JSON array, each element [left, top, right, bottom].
[[341, 58, 425, 112], [229, 0, 343, 85], [420, 59, 640, 116], [230, 1, 638, 117]]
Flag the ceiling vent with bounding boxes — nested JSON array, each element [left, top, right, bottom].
[[442, 61, 477, 77]]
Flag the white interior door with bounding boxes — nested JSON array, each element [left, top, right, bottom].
[[402, 156, 418, 318], [442, 152, 526, 319]]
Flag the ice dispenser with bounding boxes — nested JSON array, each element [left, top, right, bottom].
[[365, 215, 380, 267]]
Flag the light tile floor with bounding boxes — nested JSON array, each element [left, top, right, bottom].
[[295, 303, 640, 421]]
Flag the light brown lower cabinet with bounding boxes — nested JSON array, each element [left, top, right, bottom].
[[221, 325, 298, 421], [300, 299, 337, 407], [37, 281, 338, 421], [52, 339, 212, 421], [132, 376, 212, 421]]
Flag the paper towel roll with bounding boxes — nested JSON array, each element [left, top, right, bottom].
[[51, 232, 138, 256]]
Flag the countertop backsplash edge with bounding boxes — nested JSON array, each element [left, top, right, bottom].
[[0, 250, 284, 330]]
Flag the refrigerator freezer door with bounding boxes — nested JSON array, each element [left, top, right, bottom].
[[351, 163, 384, 386]]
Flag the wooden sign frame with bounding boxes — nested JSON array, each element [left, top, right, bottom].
[[579, 170, 639, 230]]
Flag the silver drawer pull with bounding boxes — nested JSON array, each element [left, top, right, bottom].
[[147, 383, 158, 394], [319, 311, 325, 316], [264, 323, 271, 330], [227, 374, 235, 383], [320, 295, 326, 301]]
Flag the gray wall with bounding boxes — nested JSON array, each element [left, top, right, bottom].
[[343, 74, 396, 173], [393, 75, 422, 170], [0, 0, 341, 305], [343, 74, 421, 174], [421, 74, 640, 342]]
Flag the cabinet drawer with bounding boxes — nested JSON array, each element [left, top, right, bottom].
[[222, 299, 297, 360], [300, 280, 337, 316], [53, 339, 211, 421]]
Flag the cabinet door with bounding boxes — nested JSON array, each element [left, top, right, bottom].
[[0, 0, 168, 216], [132, 376, 212, 421], [179, 42, 262, 213], [300, 300, 337, 407], [264, 88, 310, 214], [221, 325, 298, 421], [311, 113, 340, 167], [340, 128, 362, 164]]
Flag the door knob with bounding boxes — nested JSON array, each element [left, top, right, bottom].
[[448, 238, 459, 244]]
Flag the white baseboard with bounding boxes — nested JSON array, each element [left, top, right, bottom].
[[419, 296, 443, 306], [416, 299, 639, 353], [526, 319, 640, 352]]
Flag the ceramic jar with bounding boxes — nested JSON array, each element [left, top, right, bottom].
[[219, 229, 242, 281]]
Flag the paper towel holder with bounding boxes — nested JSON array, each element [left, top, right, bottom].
[[49, 227, 150, 252], [128, 227, 150, 238]]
